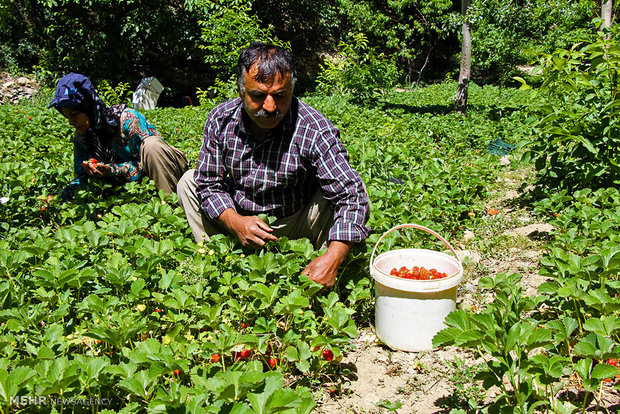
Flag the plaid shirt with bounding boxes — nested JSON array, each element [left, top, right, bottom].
[[194, 97, 370, 242]]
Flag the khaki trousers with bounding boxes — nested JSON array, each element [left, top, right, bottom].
[[177, 169, 333, 249], [140, 136, 188, 195]]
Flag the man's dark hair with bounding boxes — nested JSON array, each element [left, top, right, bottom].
[[236, 42, 296, 92]]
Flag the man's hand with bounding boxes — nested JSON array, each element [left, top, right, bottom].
[[82, 161, 112, 178], [302, 240, 353, 287], [219, 208, 278, 248]]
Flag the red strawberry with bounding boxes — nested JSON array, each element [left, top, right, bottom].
[[211, 353, 221, 363], [322, 349, 334, 361], [269, 357, 278, 368]]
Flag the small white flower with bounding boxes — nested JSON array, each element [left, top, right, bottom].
[[0, 197, 9, 204]]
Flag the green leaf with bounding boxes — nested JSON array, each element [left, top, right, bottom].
[[591, 363, 619, 380], [131, 278, 146, 296], [284, 346, 298, 362], [443, 310, 470, 331], [432, 327, 460, 347], [547, 317, 579, 341], [376, 399, 402, 411], [573, 358, 592, 381]]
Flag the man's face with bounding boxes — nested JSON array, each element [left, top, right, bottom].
[[240, 64, 293, 135]]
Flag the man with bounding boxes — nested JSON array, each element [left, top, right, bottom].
[[177, 42, 370, 287]]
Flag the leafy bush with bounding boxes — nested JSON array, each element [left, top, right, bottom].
[[1, 0, 208, 88], [192, 0, 288, 88], [521, 26, 620, 191], [96, 80, 132, 106], [315, 33, 399, 98], [468, 0, 596, 83], [329, 0, 459, 83]]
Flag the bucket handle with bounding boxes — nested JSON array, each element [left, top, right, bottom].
[[370, 223, 461, 271]]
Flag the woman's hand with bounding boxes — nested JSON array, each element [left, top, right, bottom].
[[82, 161, 112, 178]]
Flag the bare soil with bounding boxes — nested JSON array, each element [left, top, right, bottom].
[[314, 158, 620, 413]]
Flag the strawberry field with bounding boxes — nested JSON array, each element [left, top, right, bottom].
[[1, 71, 619, 414]]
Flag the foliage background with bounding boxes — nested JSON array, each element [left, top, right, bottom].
[[0, 0, 605, 101]]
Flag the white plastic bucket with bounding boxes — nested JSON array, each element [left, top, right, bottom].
[[370, 224, 463, 352]]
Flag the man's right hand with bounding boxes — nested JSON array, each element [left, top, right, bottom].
[[219, 208, 278, 248]]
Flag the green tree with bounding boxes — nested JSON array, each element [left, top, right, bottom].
[[330, 0, 460, 83], [2, 0, 208, 90], [455, 0, 472, 114], [521, 24, 620, 190], [468, 0, 596, 84], [188, 0, 288, 98], [315, 33, 399, 98]]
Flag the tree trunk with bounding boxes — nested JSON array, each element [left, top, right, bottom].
[[455, 0, 472, 114], [602, 0, 613, 30], [601, 0, 614, 29]]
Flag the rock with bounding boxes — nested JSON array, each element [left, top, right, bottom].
[[522, 250, 541, 259], [376, 356, 390, 365], [462, 230, 475, 242], [510, 223, 554, 238], [355, 330, 378, 347], [456, 249, 482, 264], [0, 73, 39, 104]]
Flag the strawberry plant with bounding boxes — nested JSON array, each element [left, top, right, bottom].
[[0, 80, 546, 411], [434, 273, 556, 413]]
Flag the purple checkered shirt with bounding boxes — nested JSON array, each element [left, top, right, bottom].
[[194, 97, 370, 242]]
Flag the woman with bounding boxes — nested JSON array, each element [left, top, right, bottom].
[[48, 72, 188, 200]]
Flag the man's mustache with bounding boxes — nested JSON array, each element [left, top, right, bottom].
[[254, 109, 281, 118]]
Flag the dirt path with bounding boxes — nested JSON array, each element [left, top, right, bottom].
[[314, 158, 558, 413]]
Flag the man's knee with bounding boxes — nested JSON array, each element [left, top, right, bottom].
[[141, 136, 158, 159], [176, 169, 196, 203]]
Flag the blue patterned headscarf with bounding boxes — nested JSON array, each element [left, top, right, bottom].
[[48, 73, 109, 130], [48, 73, 124, 162]]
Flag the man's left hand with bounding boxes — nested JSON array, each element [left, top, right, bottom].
[[302, 240, 353, 287]]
